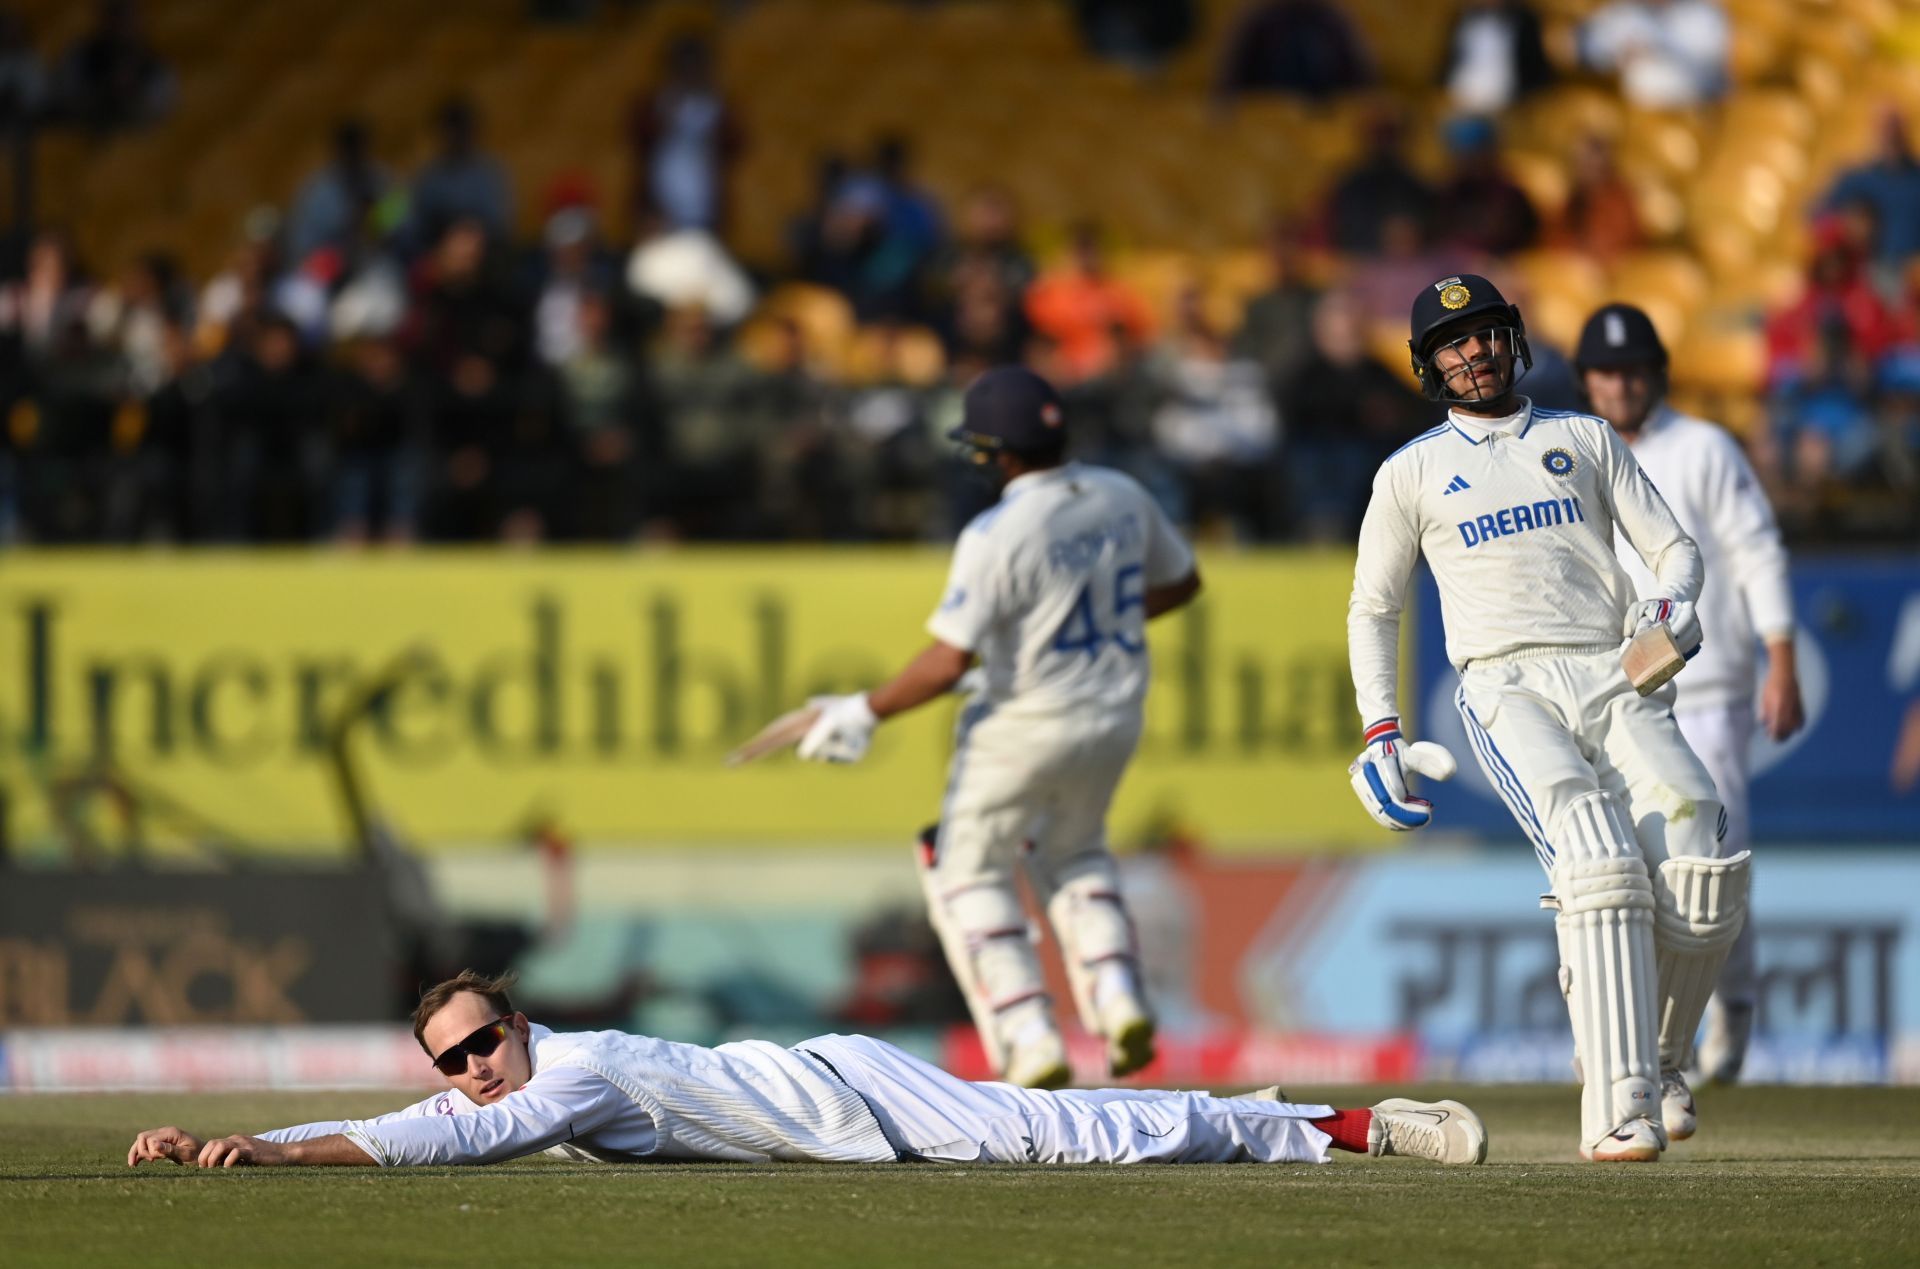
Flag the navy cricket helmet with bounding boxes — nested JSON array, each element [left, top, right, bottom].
[[1407, 273, 1533, 404], [949, 365, 1069, 461], [1574, 302, 1669, 372]]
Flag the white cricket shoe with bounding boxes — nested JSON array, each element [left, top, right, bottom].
[[1367, 1098, 1488, 1165], [1661, 1069, 1697, 1142], [1098, 993, 1156, 1079], [1582, 1118, 1665, 1163], [1003, 1033, 1071, 1090]]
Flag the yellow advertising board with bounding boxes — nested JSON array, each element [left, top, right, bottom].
[[0, 550, 1406, 853]]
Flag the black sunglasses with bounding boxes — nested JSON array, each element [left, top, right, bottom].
[[430, 1016, 515, 1077]]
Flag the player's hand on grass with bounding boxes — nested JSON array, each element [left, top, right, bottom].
[[1349, 719, 1454, 832], [1623, 598, 1701, 658], [128, 1126, 205, 1167], [196, 1134, 289, 1168], [797, 693, 878, 764]]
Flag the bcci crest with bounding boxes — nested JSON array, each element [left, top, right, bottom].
[[1439, 283, 1471, 310], [1542, 448, 1577, 478]]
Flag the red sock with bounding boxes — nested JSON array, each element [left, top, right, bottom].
[[1311, 1108, 1373, 1154]]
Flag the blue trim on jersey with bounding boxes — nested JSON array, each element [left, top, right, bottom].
[[1527, 407, 1611, 433], [1448, 421, 1487, 445], [1383, 424, 1449, 464], [1456, 689, 1555, 872]]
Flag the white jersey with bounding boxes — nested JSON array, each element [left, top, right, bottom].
[[259, 1024, 894, 1166], [928, 462, 1194, 717], [1348, 399, 1701, 724], [263, 1027, 1339, 1168], [1613, 405, 1793, 708]]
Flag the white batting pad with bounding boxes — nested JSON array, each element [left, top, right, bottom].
[[1653, 850, 1752, 1070], [1551, 792, 1665, 1153], [1039, 860, 1139, 1034]]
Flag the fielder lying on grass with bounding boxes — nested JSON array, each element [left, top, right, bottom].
[[128, 970, 1487, 1170]]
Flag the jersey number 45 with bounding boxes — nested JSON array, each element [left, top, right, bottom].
[[1053, 563, 1145, 657]]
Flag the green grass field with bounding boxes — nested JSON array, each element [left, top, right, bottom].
[[4, 1084, 1917, 1267]]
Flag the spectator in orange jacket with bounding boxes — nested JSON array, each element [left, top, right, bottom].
[[1023, 223, 1156, 384]]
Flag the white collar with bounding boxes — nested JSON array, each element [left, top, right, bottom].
[[1447, 396, 1533, 443], [526, 1021, 556, 1073]]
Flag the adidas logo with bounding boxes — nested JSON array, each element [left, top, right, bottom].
[[1443, 475, 1471, 495]]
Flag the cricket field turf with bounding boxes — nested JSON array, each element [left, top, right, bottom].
[[4, 1084, 1916, 1267]]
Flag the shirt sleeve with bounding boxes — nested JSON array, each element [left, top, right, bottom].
[[1600, 423, 1702, 604], [257, 1090, 460, 1144], [338, 1065, 635, 1167], [1142, 497, 1196, 586], [925, 527, 1001, 652], [1700, 428, 1794, 639], [1347, 461, 1420, 726]]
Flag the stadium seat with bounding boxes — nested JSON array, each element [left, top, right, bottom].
[[842, 324, 947, 387], [1608, 250, 1711, 317]]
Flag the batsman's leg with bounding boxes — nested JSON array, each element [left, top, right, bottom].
[[923, 835, 1065, 1087], [1676, 705, 1759, 1084], [1548, 791, 1667, 1161], [1457, 671, 1663, 1161], [1025, 721, 1155, 1078], [1596, 690, 1746, 1138]]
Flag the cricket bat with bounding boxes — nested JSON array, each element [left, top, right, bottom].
[[724, 705, 821, 767], [1622, 623, 1686, 696]]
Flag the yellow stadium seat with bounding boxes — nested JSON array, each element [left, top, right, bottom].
[[1508, 248, 1608, 314], [1503, 149, 1572, 219], [1608, 250, 1711, 318], [755, 283, 856, 362], [1669, 326, 1768, 397], [842, 324, 946, 388], [1720, 90, 1815, 147]]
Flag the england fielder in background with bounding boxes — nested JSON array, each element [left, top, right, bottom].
[[796, 366, 1201, 1088], [1577, 302, 1803, 1091], [1346, 273, 1749, 1162]]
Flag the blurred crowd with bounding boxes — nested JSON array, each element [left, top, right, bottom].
[[0, 1, 1915, 546]]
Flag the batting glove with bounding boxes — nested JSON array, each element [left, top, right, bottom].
[[797, 693, 878, 764], [1623, 598, 1702, 659], [1349, 717, 1432, 831]]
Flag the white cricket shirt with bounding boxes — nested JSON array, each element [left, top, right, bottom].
[[259, 1024, 893, 1166], [1348, 398, 1702, 725], [927, 462, 1195, 717], [1613, 404, 1794, 708]]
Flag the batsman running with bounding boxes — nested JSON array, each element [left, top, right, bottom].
[[1345, 274, 1749, 1162], [769, 365, 1201, 1089]]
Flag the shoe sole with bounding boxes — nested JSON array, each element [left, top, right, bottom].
[[1107, 1017, 1156, 1078], [1588, 1146, 1662, 1162], [1667, 1122, 1696, 1142]]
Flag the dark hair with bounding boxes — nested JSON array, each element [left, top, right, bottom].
[[411, 969, 517, 1052]]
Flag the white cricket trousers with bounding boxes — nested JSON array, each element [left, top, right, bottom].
[[1675, 702, 1757, 1008], [929, 700, 1145, 1039], [800, 1034, 1334, 1165], [1454, 645, 1726, 875], [937, 701, 1140, 876]]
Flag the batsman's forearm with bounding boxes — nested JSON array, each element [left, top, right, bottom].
[[868, 642, 973, 720], [1145, 570, 1202, 619], [286, 1134, 379, 1166]]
